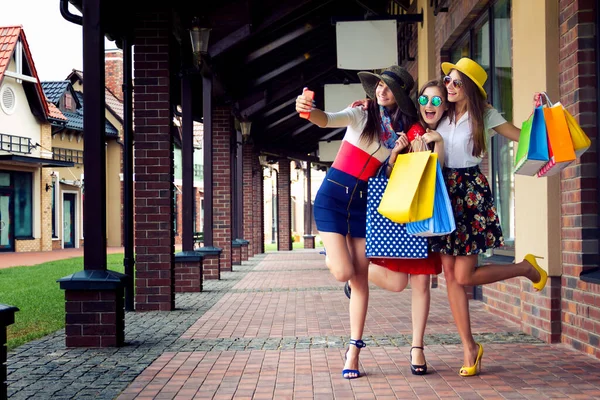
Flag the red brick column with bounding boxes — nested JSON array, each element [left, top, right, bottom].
[[133, 12, 175, 311], [253, 151, 264, 255], [303, 234, 315, 249], [231, 240, 242, 265], [174, 252, 203, 292], [239, 239, 249, 261], [1, 305, 18, 399], [213, 107, 232, 271], [277, 160, 292, 251], [197, 247, 222, 280], [558, 0, 600, 354], [242, 145, 255, 256]]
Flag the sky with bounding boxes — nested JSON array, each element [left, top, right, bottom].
[[0, 0, 116, 81]]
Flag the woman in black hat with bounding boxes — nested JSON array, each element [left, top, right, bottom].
[[295, 65, 418, 379]]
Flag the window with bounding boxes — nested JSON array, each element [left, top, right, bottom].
[[448, 0, 515, 254], [0, 85, 16, 114], [13, 172, 32, 238]]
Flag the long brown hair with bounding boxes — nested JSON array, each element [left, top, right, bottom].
[[417, 79, 448, 129], [362, 97, 417, 144], [446, 70, 487, 157]]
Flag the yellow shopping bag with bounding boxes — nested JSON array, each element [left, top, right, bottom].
[[378, 151, 437, 223], [564, 109, 591, 157]]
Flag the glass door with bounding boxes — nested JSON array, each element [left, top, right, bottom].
[[0, 190, 13, 251], [63, 193, 76, 248]]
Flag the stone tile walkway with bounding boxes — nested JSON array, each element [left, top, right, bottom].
[[6, 249, 600, 399]]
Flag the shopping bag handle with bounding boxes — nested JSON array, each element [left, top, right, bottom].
[[537, 91, 553, 108]]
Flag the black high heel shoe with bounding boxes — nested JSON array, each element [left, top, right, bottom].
[[344, 281, 351, 299], [410, 346, 427, 375]]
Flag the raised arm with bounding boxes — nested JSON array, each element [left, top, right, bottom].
[[295, 91, 328, 127], [493, 122, 521, 142]]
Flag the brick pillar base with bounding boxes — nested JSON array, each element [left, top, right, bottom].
[[303, 234, 316, 249], [197, 247, 222, 280], [174, 252, 203, 292], [1, 305, 18, 400], [520, 276, 561, 343], [232, 240, 242, 266], [238, 239, 249, 261], [58, 270, 127, 347]]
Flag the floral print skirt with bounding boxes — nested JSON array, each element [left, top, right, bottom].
[[430, 166, 504, 256]]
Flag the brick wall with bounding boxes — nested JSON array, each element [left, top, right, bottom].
[[105, 49, 123, 101], [242, 144, 255, 255], [277, 160, 292, 251], [174, 188, 182, 245], [558, 0, 600, 357], [212, 106, 232, 271], [253, 155, 265, 254], [15, 239, 40, 253], [133, 11, 175, 311], [41, 124, 53, 251]]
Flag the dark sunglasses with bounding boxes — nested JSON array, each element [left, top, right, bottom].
[[443, 75, 463, 89], [418, 95, 443, 107]]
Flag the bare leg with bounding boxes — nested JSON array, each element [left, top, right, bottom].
[[441, 254, 479, 370], [344, 236, 370, 378], [319, 231, 355, 282], [368, 264, 409, 292], [409, 274, 430, 371], [453, 257, 541, 287]]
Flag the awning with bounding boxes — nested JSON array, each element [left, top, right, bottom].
[[0, 154, 75, 168]]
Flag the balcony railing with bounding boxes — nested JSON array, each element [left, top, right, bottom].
[[52, 147, 84, 164], [0, 133, 34, 154]]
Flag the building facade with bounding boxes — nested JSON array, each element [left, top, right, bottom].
[[405, 0, 599, 358]]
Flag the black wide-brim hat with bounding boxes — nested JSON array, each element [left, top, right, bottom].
[[358, 65, 417, 118]]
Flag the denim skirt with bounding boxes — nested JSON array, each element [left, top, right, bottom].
[[313, 167, 369, 238]]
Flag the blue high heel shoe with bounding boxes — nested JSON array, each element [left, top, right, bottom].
[[342, 339, 366, 379]]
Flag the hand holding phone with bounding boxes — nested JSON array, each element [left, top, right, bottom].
[[299, 88, 314, 119]]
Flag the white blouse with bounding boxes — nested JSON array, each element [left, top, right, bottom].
[[436, 108, 507, 168]]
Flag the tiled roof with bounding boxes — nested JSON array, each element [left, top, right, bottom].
[[47, 101, 67, 121], [41, 81, 71, 104], [0, 26, 49, 118], [105, 88, 123, 121], [61, 109, 118, 136]]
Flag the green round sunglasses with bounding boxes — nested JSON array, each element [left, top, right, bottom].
[[418, 95, 443, 107]]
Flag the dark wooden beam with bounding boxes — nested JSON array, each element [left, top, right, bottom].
[[181, 74, 195, 252], [265, 111, 297, 130], [203, 75, 214, 246], [319, 127, 345, 141], [82, 0, 106, 270], [251, 53, 311, 87], [245, 22, 317, 63], [209, 24, 252, 58], [290, 122, 314, 137], [261, 98, 296, 118]]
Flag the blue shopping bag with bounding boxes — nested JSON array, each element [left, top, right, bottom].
[[365, 166, 428, 259], [514, 106, 549, 176], [406, 162, 456, 237]]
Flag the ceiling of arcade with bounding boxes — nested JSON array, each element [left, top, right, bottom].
[[69, 0, 426, 161]]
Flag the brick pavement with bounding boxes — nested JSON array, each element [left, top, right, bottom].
[[6, 249, 600, 399]]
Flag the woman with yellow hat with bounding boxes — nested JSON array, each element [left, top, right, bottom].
[[430, 57, 548, 377]]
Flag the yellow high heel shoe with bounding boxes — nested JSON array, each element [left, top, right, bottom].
[[524, 254, 547, 291], [459, 343, 483, 377]]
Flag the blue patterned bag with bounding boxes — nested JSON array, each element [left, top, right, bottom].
[[406, 162, 456, 237], [365, 166, 428, 259]]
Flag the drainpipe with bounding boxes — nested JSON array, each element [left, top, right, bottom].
[[60, 0, 82, 25], [122, 36, 135, 311]]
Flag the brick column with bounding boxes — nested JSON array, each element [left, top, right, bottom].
[[253, 155, 264, 255], [1, 305, 18, 400], [277, 160, 292, 251], [238, 239, 249, 261], [58, 271, 127, 347], [197, 247, 222, 280], [133, 12, 175, 311], [242, 145, 255, 256], [174, 252, 203, 292], [213, 106, 232, 272], [303, 234, 315, 249], [231, 240, 242, 265], [558, 0, 600, 353]]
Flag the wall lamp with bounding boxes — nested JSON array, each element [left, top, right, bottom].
[[240, 121, 252, 143], [189, 17, 211, 66], [45, 182, 55, 192]]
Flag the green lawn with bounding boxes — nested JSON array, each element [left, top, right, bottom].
[[0, 254, 124, 350]]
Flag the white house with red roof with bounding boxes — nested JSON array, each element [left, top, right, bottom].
[[0, 26, 74, 252]]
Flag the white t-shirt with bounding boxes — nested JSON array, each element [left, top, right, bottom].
[[436, 108, 507, 168]]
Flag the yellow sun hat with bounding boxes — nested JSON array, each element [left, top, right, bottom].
[[441, 57, 487, 99]]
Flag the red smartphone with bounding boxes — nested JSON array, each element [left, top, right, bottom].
[[299, 88, 314, 119]]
